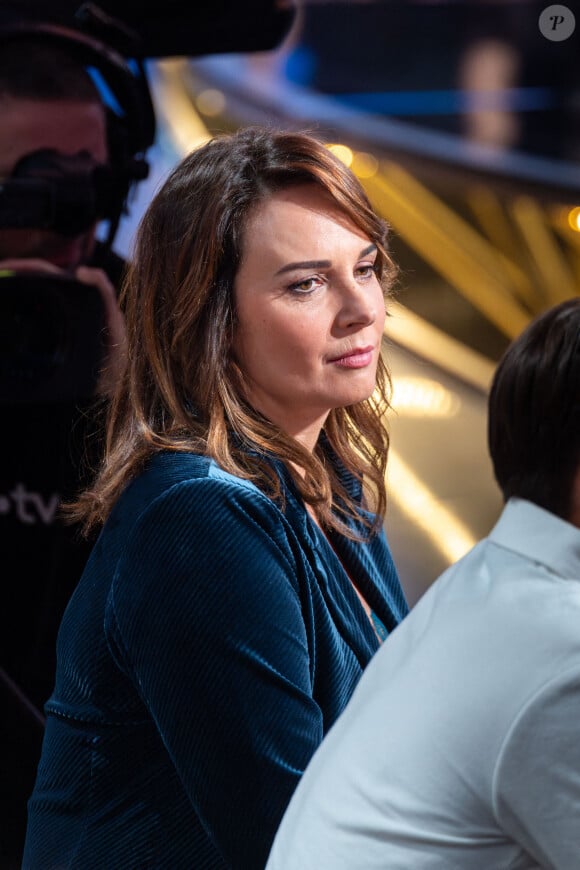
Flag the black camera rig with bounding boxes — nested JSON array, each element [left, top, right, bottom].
[[0, 1, 295, 403], [0, 270, 106, 402], [0, 8, 157, 245], [0, 7, 156, 402], [0, 147, 149, 236]]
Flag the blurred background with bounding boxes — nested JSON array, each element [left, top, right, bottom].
[[1, 2, 579, 862]]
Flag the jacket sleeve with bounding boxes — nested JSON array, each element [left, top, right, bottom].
[[492, 664, 580, 867], [106, 476, 323, 869]]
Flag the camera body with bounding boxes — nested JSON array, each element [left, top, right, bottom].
[[0, 148, 133, 235], [0, 270, 106, 402], [0, 16, 156, 229], [0, 15, 155, 403], [0, 148, 120, 402]]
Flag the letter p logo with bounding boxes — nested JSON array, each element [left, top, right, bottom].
[[539, 5, 576, 40]]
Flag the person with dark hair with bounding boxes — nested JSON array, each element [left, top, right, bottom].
[[0, 26, 150, 866], [266, 296, 580, 870], [0, 36, 127, 392], [0, 36, 127, 711], [22, 125, 408, 869], [488, 298, 580, 524]]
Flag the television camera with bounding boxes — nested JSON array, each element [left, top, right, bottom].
[[0, 8, 156, 401]]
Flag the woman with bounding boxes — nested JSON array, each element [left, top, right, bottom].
[[23, 126, 408, 869]]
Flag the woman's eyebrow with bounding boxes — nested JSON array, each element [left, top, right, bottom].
[[275, 259, 331, 276], [274, 244, 377, 277]]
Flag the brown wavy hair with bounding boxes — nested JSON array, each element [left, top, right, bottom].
[[67, 126, 397, 539]]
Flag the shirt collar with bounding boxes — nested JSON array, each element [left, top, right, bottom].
[[489, 497, 580, 581]]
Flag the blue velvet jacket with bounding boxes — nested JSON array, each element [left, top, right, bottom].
[[23, 450, 407, 869]]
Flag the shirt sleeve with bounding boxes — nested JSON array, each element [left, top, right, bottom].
[[106, 477, 323, 869], [492, 664, 580, 868]]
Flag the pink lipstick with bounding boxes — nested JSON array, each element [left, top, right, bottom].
[[329, 346, 374, 368]]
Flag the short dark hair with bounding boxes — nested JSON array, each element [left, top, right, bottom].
[[488, 297, 580, 519]]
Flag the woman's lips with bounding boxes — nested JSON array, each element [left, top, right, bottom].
[[329, 346, 374, 368]]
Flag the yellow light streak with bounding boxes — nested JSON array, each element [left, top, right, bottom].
[[370, 339, 480, 568], [568, 206, 580, 233], [511, 195, 576, 304], [391, 376, 461, 418], [384, 301, 496, 393], [150, 59, 211, 155], [387, 450, 478, 565], [466, 185, 539, 310], [352, 151, 379, 179], [364, 167, 530, 339], [327, 143, 353, 167]]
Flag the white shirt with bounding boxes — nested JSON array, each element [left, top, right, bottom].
[[266, 499, 580, 870]]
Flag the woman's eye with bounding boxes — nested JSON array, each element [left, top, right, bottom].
[[288, 276, 322, 295], [356, 264, 377, 280]]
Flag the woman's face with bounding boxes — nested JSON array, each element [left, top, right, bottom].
[[233, 184, 386, 449]]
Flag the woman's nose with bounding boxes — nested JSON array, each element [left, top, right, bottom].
[[335, 277, 379, 330]]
